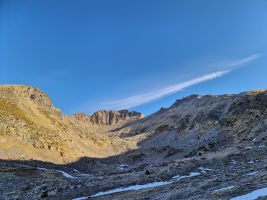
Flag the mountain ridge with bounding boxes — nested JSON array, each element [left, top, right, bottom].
[[0, 85, 141, 163], [1, 84, 267, 199], [71, 109, 144, 126], [1, 84, 267, 164]]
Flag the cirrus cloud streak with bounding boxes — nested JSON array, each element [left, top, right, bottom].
[[104, 54, 260, 110]]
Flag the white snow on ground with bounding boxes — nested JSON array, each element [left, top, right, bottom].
[[116, 164, 129, 170], [72, 167, 210, 199], [214, 186, 235, 192], [90, 171, 202, 197], [36, 167, 48, 171], [246, 171, 258, 176], [73, 169, 80, 173], [56, 170, 77, 179], [258, 145, 265, 148], [72, 197, 88, 200], [36, 167, 77, 179], [117, 164, 129, 168], [230, 187, 267, 200], [198, 167, 212, 173], [91, 181, 170, 197], [245, 146, 253, 150], [171, 172, 201, 180]]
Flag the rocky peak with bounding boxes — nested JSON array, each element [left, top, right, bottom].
[[72, 110, 144, 126], [71, 113, 91, 122], [0, 85, 56, 111], [171, 94, 203, 107], [22, 86, 55, 110]]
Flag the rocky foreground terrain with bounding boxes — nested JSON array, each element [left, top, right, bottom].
[[0, 85, 267, 200]]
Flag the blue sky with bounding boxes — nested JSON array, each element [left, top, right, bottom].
[[1, 0, 267, 116]]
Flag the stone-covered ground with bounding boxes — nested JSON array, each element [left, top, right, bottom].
[[0, 137, 266, 200]]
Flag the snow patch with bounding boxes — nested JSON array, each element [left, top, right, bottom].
[[73, 169, 80, 173], [37, 167, 48, 171], [36, 167, 77, 179], [91, 181, 170, 197], [72, 197, 88, 200], [116, 164, 129, 170], [230, 187, 267, 200], [246, 171, 258, 176], [72, 167, 211, 199], [56, 170, 77, 179], [198, 167, 212, 173], [214, 186, 235, 192], [172, 172, 201, 181]]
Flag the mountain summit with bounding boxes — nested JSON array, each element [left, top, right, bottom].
[[72, 110, 144, 126]]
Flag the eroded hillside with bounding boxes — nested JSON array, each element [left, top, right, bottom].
[[0, 85, 143, 163], [110, 90, 267, 166]]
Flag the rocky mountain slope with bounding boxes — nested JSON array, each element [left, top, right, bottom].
[[0, 85, 267, 200], [0, 85, 143, 163], [109, 90, 267, 166]]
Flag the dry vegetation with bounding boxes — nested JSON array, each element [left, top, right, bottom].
[[0, 85, 133, 163]]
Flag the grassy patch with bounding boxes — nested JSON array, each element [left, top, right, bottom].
[[0, 98, 32, 123]]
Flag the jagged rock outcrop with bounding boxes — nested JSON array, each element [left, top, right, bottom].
[[72, 110, 144, 126]]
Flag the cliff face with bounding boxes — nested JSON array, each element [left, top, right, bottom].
[[72, 110, 144, 126]]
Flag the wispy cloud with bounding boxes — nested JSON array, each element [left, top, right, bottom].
[[104, 54, 260, 110], [216, 54, 260, 68]]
